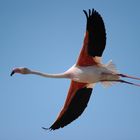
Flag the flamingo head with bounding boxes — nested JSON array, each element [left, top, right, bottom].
[[10, 67, 31, 76]]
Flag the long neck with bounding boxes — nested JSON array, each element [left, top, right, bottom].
[[30, 70, 69, 79]]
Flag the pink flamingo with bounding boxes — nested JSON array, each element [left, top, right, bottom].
[[11, 9, 140, 130]]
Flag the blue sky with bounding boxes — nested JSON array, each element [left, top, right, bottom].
[[1, 0, 140, 140]]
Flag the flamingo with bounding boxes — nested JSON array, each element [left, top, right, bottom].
[[11, 9, 140, 130]]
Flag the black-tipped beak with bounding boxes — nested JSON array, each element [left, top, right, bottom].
[[10, 70, 15, 76]]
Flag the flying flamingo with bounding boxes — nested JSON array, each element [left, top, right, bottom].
[[11, 9, 140, 130]]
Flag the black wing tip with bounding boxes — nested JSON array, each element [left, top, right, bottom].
[[83, 8, 106, 57], [42, 126, 59, 131], [42, 127, 49, 130], [42, 126, 54, 131], [83, 9, 99, 18], [83, 10, 88, 19]]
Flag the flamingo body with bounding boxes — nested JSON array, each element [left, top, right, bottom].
[[66, 64, 119, 84]]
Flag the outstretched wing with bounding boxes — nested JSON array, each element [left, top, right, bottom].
[[77, 9, 106, 66], [46, 9, 106, 130], [48, 81, 93, 130]]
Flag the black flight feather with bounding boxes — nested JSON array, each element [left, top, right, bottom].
[[84, 9, 106, 57], [49, 87, 93, 130]]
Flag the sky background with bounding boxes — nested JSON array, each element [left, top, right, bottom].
[[1, 0, 140, 140]]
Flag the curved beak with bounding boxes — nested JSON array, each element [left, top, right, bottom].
[[10, 70, 15, 76]]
